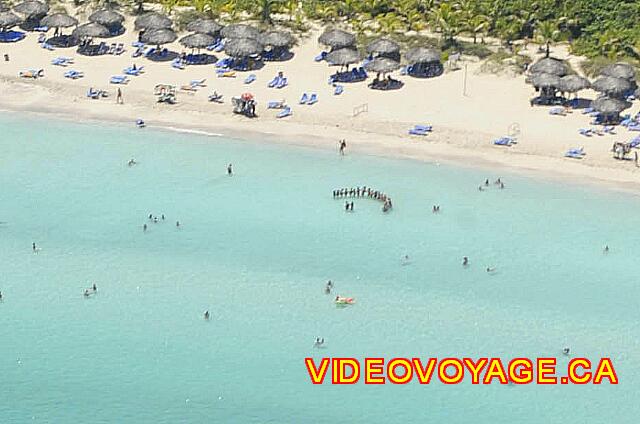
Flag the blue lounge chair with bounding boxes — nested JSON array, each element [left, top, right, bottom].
[[603, 125, 615, 134], [190, 79, 206, 88], [314, 51, 327, 62], [34, 26, 48, 32], [268, 100, 286, 109], [299, 93, 308, 104], [334, 85, 344, 95], [132, 41, 145, 48], [268, 76, 280, 88], [565, 147, 585, 158], [215, 57, 233, 68], [214, 40, 225, 52], [493, 136, 515, 146], [115, 43, 125, 55], [629, 137, 640, 148], [0, 30, 25, 43], [124, 66, 144, 76], [578, 128, 592, 137], [582, 107, 595, 115], [409, 128, 429, 136], [276, 77, 288, 89], [307, 93, 318, 105], [414, 125, 432, 132], [41, 42, 54, 51], [51, 57, 70, 66], [87, 88, 100, 99], [132, 47, 144, 58], [64, 70, 83, 79], [277, 107, 292, 118], [628, 124, 640, 132], [244, 74, 256, 84], [549, 107, 565, 115], [171, 59, 185, 70], [109, 75, 128, 84]]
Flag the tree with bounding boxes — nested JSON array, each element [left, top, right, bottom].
[[534, 20, 561, 57], [430, 2, 461, 43]]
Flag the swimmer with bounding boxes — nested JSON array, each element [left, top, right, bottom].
[[92, 283, 97, 292], [0, 290, 3, 300], [314, 337, 325, 348], [345, 201, 349, 211], [324, 280, 333, 294], [401, 255, 411, 265], [603, 245, 609, 253], [154, 217, 158, 223], [83, 289, 91, 297], [161, 214, 165, 220], [563, 347, 570, 356], [495, 178, 501, 185], [350, 202, 354, 211], [227, 163, 233, 176], [143, 223, 147, 232], [127, 158, 137, 167], [478, 186, 483, 191], [485, 179, 489, 186], [462, 256, 469, 267], [486, 267, 496, 273], [148, 213, 153, 220], [204, 310, 210, 320], [176, 221, 180, 227], [500, 182, 505, 189], [32, 242, 37, 252]]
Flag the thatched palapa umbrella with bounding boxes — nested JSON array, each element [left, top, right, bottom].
[[41, 13, 77, 29], [262, 30, 293, 48], [592, 76, 632, 97], [326, 48, 360, 66], [558, 75, 590, 93], [221, 23, 259, 40], [135, 12, 172, 31], [13, 0, 48, 17], [531, 72, 561, 89], [405, 47, 440, 64], [72, 22, 109, 39], [186, 19, 221, 36], [601, 63, 636, 81], [366, 38, 400, 56], [318, 29, 355, 50], [224, 37, 263, 57], [364, 57, 400, 74], [89, 9, 124, 27], [529, 57, 567, 76], [141, 28, 177, 46], [592, 96, 631, 114], [0, 11, 21, 30], [180, 32, 214, 49]]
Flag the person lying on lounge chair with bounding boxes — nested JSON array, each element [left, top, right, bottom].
[[19, 69, 44, 79]]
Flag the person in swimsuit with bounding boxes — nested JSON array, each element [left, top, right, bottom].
[[204, 310, 210, 320]]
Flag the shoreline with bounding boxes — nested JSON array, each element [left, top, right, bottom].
[[2, 80, 640, 198]]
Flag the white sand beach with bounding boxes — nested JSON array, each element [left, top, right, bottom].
[[1, 18, 640, 190]]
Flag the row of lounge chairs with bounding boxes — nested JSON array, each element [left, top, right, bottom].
[[408, 125, 432, 136], [299, 93, 318, 105], [329, 67, 368, 84], [578, 127, 615, 137]]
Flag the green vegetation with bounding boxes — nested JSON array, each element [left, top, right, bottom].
[[129, 0, 639, 61]]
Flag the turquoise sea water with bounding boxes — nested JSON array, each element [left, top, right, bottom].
[[0, 114, 638, 423]]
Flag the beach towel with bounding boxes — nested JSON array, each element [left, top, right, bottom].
[[277, 107, 292, 118], [217, 71, 236, 78]]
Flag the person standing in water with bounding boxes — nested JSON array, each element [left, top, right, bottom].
[[204, 310, 210, 320], [339, 139, 347, 155], [463, 257, 469, 267], [143, 224, 147, 232], [32, 242, 37, 252], [227, 163, 233, 176], [176, 221, 180, 228]]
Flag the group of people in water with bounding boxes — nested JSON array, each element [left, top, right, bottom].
[[478, 178, 505, 191], [143, 213, 180, 232], [333, 187, 393, 212], [83, 283, 97, 297]]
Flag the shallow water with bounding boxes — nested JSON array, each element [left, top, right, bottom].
[[0, 114, 637, 423]]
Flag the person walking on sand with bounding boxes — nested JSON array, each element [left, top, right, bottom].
[[117, 88, 123, 104], [339, 139, 347, 155]]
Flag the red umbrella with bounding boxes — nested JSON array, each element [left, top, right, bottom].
[[241, 92, 254, 101]]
